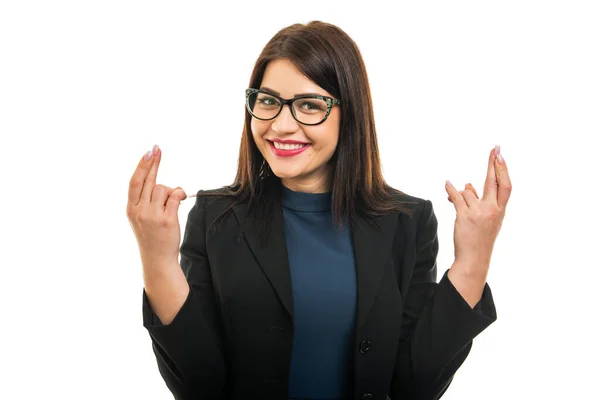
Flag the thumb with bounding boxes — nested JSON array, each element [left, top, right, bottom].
[[165, 187, 187, 216], [445, 180, 467, 213], [449, 183, 479, 202], [465, 183, 479, 199]]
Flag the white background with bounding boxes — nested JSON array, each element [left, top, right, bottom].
[[1, 1, 599, 398]]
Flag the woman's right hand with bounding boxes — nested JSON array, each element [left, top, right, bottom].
[[126, 145, 187, 272]]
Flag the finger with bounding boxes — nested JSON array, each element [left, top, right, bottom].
[[465, 183, 479, 199], [140, 145, 161, 204], [461, 189, 478, 208], [445, 180, 468, 214], [165, 187, 187, 217], [481, 146, 499, 204], [128, 149, 154, 206], [448, 184, 477, 202], [494, 149, 512, 210], [151, 184, 171, 212]]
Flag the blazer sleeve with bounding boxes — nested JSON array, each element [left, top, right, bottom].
[[389, 200, 497, 400], [141, 191, 226, 400]]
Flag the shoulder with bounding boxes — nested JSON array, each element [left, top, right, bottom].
[[385, 186, 435, 220], [381, 186, 438, 245], [193, 186, 238, 207], [189, 186, 245, 225]]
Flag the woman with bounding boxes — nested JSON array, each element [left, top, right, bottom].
[[127, 21, 512, 400]]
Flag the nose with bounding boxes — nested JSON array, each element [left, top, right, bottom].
[[271, 104, 299, 134]]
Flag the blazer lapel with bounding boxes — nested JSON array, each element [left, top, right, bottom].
[[352, 213, 399, 330], [232, 201, 399, 329], [232, 202, 294, 319]]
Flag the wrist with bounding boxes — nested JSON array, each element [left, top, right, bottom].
[[448, 261, 489, 287], [448, 262, 488, 309], [451, 258, 490, 281], [142, 258, 181, 284]]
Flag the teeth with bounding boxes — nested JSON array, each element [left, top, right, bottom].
[[273, 142, 307, 150]]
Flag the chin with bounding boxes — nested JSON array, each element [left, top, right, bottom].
[[269, 166, 305, 180]]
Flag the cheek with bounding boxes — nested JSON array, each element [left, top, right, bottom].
[[250, 133, 261, 152], [330, 133, 340, 150], [310, 115, 340, 154], [251, 120, 269, 143], [250, 120, 258, 140], [311, 130, 339, 154]]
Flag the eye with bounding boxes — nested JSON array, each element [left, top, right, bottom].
[[296, 99, 327, 112], [256, 94, 280, 108]]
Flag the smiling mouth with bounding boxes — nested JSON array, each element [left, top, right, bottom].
[[269, 140, 310, 150]]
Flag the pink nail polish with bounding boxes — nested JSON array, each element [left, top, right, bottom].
[[144, 151, 152, 161], [497, 153, 505, 164], [495, 145, 501, 156], [446, 180, 455, 189], [152, 145, 159, 155]]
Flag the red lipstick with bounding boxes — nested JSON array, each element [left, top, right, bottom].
[[270, 139, 309, 144], [268, 139, 311, 157]]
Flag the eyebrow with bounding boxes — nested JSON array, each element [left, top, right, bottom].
[[260, 86, 326, 98]]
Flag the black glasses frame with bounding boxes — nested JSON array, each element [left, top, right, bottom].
[[245, 88, 341, 126]]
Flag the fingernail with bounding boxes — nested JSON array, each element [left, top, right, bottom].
[[144, 151, 152, 161], [495, 145, 501, 156], [446, 180, 455, 189], [152, 144, 159, 155], [497, 153, 505, 164]]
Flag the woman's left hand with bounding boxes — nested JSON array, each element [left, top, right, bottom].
[[445, 146, 512, 278]]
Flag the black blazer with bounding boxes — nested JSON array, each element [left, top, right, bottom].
[[142, 189, 496, 400]]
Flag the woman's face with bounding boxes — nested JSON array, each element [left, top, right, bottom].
[[250, 59, 340, 193]]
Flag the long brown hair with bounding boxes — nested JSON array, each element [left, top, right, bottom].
[[210, 21, 415, 237]]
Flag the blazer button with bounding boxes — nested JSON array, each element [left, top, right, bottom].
[[359, 339, 372, 354], [362, 393, 373, 400]]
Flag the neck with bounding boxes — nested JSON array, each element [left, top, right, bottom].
[[281, 166, 332, 193]]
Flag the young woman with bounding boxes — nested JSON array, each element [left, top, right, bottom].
[[127, 21, 512, 400]]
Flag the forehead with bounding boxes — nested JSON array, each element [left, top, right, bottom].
[[261, 59, 333, 98]]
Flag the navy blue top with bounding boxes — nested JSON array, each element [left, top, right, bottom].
[[282, 186, 357, 400]]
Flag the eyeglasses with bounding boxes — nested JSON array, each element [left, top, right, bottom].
[[245, 88, 341, 126]]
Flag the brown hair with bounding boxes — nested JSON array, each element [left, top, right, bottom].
[[211, 21, 415, 237]]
